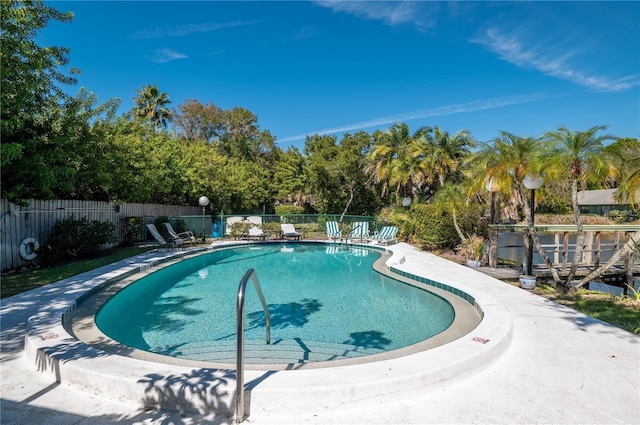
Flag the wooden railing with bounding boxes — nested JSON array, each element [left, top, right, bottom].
[[489, 224, 640, 279]]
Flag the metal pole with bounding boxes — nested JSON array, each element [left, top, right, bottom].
[[236, 277, 245, 423], [489, 191, 498, 268], [527, 188, 535, 276], [202, 206, 206, 242]]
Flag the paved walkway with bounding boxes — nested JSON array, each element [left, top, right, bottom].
[[1, 243, 638, 424]]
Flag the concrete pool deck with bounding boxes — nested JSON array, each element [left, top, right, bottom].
[[1, 242, 638, 424]]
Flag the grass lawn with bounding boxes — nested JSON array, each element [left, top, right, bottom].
[[1, 246, 154, 299], [2, 246, 639, 335], [532, 283, 640, 335]]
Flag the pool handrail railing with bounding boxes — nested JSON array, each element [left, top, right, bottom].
[[236, 268, 271, 423]]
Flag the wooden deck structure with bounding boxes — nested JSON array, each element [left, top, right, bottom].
[[485, 224, 640, 293]]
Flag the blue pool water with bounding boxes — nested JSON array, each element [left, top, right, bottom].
[[96, 243, 455, 363]]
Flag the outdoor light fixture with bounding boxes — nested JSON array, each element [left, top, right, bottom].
[[522, 174, 544, 276], [402, 197, 412, 208], [199, 196, 209, 242]]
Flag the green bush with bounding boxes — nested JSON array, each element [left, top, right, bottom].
[[275, 205, 305, 215], [37, 216, 116, 266], [412, 204, 458, 249], [262, 221, 280, 232], [121, 216, 143, 246], [230, 221, 251, 239], [609, 209, 639, 223], [412, 204, 487, 250]]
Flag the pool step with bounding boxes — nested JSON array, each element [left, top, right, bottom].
[[153, 338, 387, 364]]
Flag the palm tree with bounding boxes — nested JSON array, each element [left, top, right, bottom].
[[619, 155, 640, 207], [472, 131, 562, 283], [132, 84, 173, 131], [607, 138, 640, 207], [366, 123, 431, 202], [429, 127, 475, 188], [432, 182, 468, 243], [543, 125, 618, 287]]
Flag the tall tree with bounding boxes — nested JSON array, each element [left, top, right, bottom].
[[366, 123, 431, 203], [430, 127, 475, 187], [216, 107, 259, 158], [334, 131, 377, 218], [413, 127, 476, 202], [172, 99, 224, 143], [274, 147, 310, 206], [132, 84, 173, 131], [0, 0, 78, 201], [543, 125, 618, 286], [305, 134, 342, 214], [607, 138, 640, 207]]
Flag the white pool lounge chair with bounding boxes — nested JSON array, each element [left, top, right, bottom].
[[281, 223, 301, 240], [348, 221, 369, 242], [163, 222, 196, 246], [248, 226, 266, 240], [326, 221, 341, 241], [370, 226, 398, 245], [246, 216, 263, 227]]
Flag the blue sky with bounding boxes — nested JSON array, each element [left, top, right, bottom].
[[44, 1, 639, 150]]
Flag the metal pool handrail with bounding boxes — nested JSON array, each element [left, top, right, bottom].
[[236, 268, 271, 423]]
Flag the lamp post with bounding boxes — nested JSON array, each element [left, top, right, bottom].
[[485, 179, 499, 268], [522, 174, 544, 276], [199, 196, 209, 242], [401, 196, 412, 208]]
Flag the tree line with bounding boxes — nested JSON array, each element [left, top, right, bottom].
[[2, 1, 639, 277]]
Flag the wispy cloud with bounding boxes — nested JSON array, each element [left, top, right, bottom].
[[316, 2, 638, 93], [291, 26, 320, 41], [313, 0, 436, 30], [473, 26, 639, 93], [277, 93, 549, 144], [132, 19, 263, 39], [148, 48, 187, 64]]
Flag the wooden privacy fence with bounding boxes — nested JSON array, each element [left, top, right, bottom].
[[0, 199, 202, 271]]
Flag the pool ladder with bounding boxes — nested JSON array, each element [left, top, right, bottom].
[[236, 268, 271, 423]]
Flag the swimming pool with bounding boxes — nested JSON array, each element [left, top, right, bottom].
[[28, 242, 511, 416], [95, 243, 456, 365]]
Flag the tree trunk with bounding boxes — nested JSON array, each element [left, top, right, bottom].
[[452, 209, 467, 243], [565, 178, 585, 284], [339, 182, 355, 224], [574, 230, 640, 289], [521, 186, 562, 284]]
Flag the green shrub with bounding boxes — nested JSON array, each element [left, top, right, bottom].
[[121, 216, 143, 246], [533, 214, 613, 225], [275, 205, 305, 215], [262, 221, 280, 232], [412, 204, 459, 249], [37, 216, 116, 266], [412, 204, 487, 250], [230, 221, 251, 239], [455, 234, 485, 262], [609, 209, 639, 223]]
